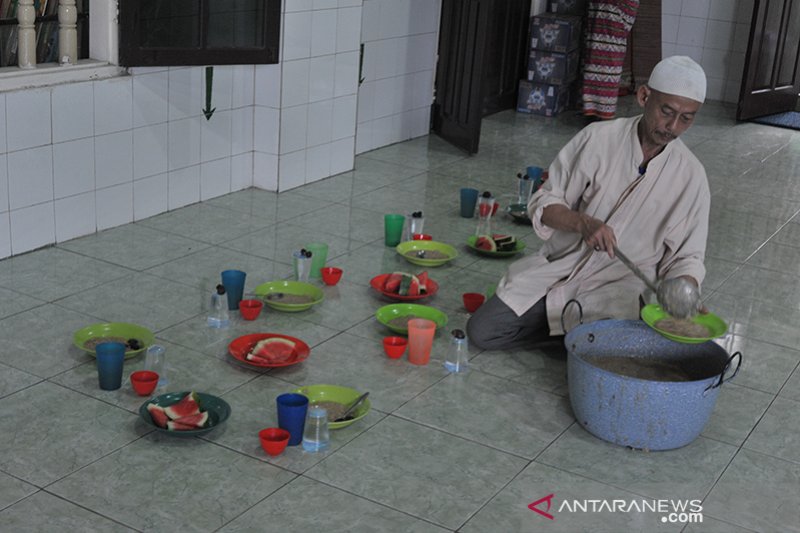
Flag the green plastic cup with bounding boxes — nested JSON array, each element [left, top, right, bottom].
[[305, 242, 329, 279], [384, 214, 405, 247]]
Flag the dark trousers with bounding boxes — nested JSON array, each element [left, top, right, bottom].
[[466, 294, 551, 350]]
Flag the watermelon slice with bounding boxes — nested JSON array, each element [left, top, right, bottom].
[[493, 234, 517, 252], [247, 337, 296, 364], [164, 392, 201, 420], [475, 235, 497, 251], [416, 271, 429, 293], [383, 272, 404, 294], [168, 411, 209, 431], [147, 404, 169, 428]]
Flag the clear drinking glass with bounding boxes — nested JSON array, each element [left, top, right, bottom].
[[144, 345, 167, 386], [301, 407, 330, 452]]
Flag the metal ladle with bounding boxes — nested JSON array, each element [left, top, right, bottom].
[[612, 246, 701, 319]]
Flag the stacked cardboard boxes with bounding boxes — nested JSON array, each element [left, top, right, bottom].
[[517, 10, 583, 117]]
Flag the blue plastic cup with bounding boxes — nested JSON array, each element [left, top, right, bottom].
[[221, 270, 246, 311], [460, 188, 479, 218], [276, 393, 309, 446], [96, 342, 126, 391]]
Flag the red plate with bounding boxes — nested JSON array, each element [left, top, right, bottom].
[[369, 273, 439, 301], [227, 333, 310, 368]]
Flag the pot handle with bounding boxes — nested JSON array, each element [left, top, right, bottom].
[[703, 351, 742, 396], [560, 299, 584, 334]]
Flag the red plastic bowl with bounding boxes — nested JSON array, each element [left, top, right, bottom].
[[369, 273, 439, 302], [383, 336, 408, 359], [239, 299, 264, 320], [320, 267, 343, 286], [462, 292, 486, 313], [130, 370, 159, 396], [259, 427, 290, 456]]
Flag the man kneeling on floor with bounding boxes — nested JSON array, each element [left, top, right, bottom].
[[467, 56, 711, 350]]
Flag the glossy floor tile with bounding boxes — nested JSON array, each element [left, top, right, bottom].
[[1, 99, 799, 531]]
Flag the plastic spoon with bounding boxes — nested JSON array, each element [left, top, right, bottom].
[[334, 392, 370, 422]]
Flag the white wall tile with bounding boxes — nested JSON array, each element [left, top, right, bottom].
[[393, 112, 412, 142], [278, 150, 306, 191], [372, 115, 393, 147], [253, 152, 278, 190], [733, 23, 750, 53], [394, 37, 411, 76], [306, 143, 331, 182], [308, 56, 336, 102], [357, 81, 375, 123], [329, 136, 354, 175], [701, 48, 731, 79], [337, 7, 362, 53], [282, 59, 311, 107], [168, 165, 201, 209], [96, 182, 133, 230], [54, 138, 95, 199], [285, 0, 313, 12], [314, 0, 338, 8], [55, 192, 95, 242], [254, 106, 280, 154], [10, 203, 54, 255], [704, 19, 735, 49], [168, 117, 202, 170], [361, 0, 380, 42], [339, 0, 362, 6], [6, 90, 51, 152], [334, 51, 360, 96], [662, 15, 680, 43], [409, 106, 430, 138], [231, 66, 256, 108], [663, 0, 682, 15], [373, 77, 396, 119], [682, 0, 710, 18], [201, 158, 232, 200], [207, 66, 234, 112], [709, 0, 739, 21], [95, 131, 133, 189], [201, 110, 233, 163], [332, 95, 357, 140], [231, 153, 254, 191], [672, 44, 704, 63], [737, 0, 754, 23], [409, 33, 437, 72], [169, 67, 203, 121], [0, 95, 5, 154], [0, 212, 10, 259], [361, 40, 378, 82], [0, 154, 7, 212], [705, 76, 726, 101], [133, 124, 168, 180], [132, 71, 169, 128], [724, 79, 742, 103], [378, 0, 406, 39], [280, 105, 309, 154], [311, 10, 338, 57], [398, 73, 415, 113], [255, 64, 282, 108], [307, 100, 334, 147], [410, 0, 439, 34], [374, 39, 398, 79], [232, 107, 255, 155], [7, 146, 53, 210], [283, 11, 313, 60], [134, 173, 168, 221], [94, 77, 133, 135], [355, 120, 373, 153], [412, 70, 433, 109], [52, 82, 94, 143]]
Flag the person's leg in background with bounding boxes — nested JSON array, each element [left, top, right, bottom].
[[466, 295, 551, 350]]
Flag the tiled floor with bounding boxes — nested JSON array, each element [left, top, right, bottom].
[[1, 97, 799, 532]]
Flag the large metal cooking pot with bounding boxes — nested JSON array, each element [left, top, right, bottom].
[[563, 305, 741, 451]]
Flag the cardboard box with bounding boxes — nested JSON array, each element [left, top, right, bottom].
[[517, 80, 571, 117], [527, 48, 579, 85], [529, 13, 582, 53], [547, 0, 587, 16]]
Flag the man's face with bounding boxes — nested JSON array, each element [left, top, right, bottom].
[[637, 86, 702, 148]]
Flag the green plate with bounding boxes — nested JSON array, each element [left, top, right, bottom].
[[396, 240, 458, 267], [506, 203, 531, 224], [73, 322, 156, 359], [375, 303, 448, 335], [291, 384, 371, 430], [466, 235, 527, 257], [139, 391, 232, 437], [253, 280, 324, 312], [640, 304, 728, 344]]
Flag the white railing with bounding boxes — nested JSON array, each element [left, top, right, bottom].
[[15, 0, 78, 69]]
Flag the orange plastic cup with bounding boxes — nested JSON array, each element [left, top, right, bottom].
[[407, 318, 436, 365]]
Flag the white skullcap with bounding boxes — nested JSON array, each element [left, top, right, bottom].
[[648, 56, 707, 103]]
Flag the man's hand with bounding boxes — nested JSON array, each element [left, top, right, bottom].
[[541, 205, 617, 257], [678, 275, 708, 314]]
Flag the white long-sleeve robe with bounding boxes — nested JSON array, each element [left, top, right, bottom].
[[496, 115, 710, 335]]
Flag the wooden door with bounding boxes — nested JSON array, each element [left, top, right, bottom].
[[432, 0, 491, 154], [480, 0, 530, 117], [737, 0, 800, 120]]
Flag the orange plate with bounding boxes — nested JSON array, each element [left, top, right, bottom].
[[369, 273, 439, 302], [227, 333, 310, 368]]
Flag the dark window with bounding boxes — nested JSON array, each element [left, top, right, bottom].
[[119, 0, 279, 67]]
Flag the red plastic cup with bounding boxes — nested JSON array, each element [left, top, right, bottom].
[[463, 292, 486, 313], [239, 299, 264, 320], [412, 233, 433, 240], [492, 202, 500, 216], [407, 318, 436, 365], [130, 370, 159, 396], [320, 267, 343, 286], [259, 427, 291, 456], [383, 336, 408, 359]]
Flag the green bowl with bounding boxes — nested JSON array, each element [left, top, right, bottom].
[[466, 235, 527, 258], [139, 391, 232, 437], [375, 303, 448, 335], [73, 322, 156, 359], [291, 384, 371, 430], [396, 240, 458, 267], [506, 203, 531, 224], [640, 304, 728, 344], [253, 280, 324, 312]]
